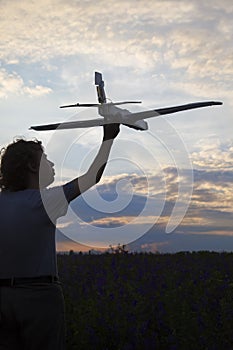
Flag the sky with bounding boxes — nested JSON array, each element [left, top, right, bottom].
[[0, 0, 232, 252]]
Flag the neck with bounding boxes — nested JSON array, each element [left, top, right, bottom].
[[27, 173, 40, 189]]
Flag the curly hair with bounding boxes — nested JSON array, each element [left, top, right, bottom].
[[0, 138, 43, 191]]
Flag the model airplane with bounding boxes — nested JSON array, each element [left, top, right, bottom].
[[30, 72, 222, 131]]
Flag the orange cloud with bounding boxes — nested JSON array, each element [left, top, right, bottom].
[[81, 215, 163, 227], [140, 241, 169, 253]]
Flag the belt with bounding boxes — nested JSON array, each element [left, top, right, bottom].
[[0, 275, 59, 287]]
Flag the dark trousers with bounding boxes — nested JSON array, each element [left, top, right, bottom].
[[0, 282, 66, 350]]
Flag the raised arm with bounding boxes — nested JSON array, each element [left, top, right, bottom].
[[66, 123, 120, 201]]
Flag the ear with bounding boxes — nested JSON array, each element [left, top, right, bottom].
[[28, 161, 39, 173]]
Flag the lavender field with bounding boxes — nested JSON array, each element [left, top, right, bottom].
[[57, 251, 233, 350]]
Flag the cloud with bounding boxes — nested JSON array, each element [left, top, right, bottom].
[[23, 85, 52, 97], [0, 68, 52, 98], [81, 215, 161, 228], [139, 241, 169, 253], [56, 221, 74, 229], [56, 229, 99, 252], [192, 140, 233, 170], [0, 0, 231, 251], [0, 0, 232, 106], [98, 172, 163, 197], [0, 69, 24, 98], [56, 147, 232, 244], [129, 227, 233, 253], [52, 142, 233, 250]]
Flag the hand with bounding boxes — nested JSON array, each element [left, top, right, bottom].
[[103, 123, 120, 141]]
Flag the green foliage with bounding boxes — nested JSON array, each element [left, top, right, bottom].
[[57, 251, 233, 349]]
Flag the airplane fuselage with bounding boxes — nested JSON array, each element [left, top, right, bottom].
[[98, 103, 148, 130]]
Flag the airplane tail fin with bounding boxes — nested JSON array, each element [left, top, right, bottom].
[[95, 72, 106, 104]]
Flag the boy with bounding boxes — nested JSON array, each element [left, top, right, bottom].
[[0, 124, 120, 349]]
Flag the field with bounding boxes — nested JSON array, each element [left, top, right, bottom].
[[57, 251, 233, 350]]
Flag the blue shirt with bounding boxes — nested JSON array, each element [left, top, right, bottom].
[[0, 183, 74, 278]]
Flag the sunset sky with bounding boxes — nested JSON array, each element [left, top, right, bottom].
[[0, 0, 232, 252]]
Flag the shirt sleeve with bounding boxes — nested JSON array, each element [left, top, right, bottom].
[[40, 182, 75, 222]]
